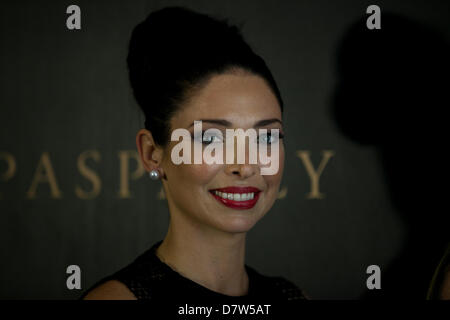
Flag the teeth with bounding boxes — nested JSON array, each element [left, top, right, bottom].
[[213, 191, 255, 202]]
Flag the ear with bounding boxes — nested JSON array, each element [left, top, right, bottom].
[[136, 129, 164, 174]]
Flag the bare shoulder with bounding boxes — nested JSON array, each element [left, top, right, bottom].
[[439, 265, 450, 300], [83, 280, 137, 300]]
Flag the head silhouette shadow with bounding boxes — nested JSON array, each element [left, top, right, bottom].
[[331, 12, 450, 299]]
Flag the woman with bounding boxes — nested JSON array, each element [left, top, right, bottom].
[[81, 6, 307, 303]]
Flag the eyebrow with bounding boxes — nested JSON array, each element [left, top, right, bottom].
[[188, 118, 283, 128]]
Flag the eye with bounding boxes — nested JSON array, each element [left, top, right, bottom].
[[201, 131, 223, 145], [257, 132, 283, 144]]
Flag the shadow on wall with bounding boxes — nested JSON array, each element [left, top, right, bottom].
[[331, 12, 450, 299]]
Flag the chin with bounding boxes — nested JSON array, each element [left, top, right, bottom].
[[215, 214, 261, 234]]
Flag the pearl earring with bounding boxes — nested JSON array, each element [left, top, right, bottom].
[[149, 169, 160, 180]]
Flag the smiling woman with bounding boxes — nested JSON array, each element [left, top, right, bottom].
[[80, 6, 307, 305]]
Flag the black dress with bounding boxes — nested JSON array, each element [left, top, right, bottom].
[[80, 240, 307, 307]]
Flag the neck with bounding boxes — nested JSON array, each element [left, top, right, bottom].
[[155, 211, 249, 296]]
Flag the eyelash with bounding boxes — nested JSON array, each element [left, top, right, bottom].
[[257, 132, 285, 145], [199, 132, 222, 145], [196, 131, 285, 145]]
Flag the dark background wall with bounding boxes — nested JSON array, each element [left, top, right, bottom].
[[1, 0, 449, 299]]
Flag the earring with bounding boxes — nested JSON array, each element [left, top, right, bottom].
[[149, 169, 160, 180]]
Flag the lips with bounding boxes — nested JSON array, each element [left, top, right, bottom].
[[209, 186, 261, 210]]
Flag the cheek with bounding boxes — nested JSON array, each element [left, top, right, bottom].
[[187, 163, 223, 186], [264, 144, 284, 188], [168, 161, 223, 188], [163, 142, 223, 187], [279, 145, 285, 175]]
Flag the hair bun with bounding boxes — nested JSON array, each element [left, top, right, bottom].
[[126, 6, 283, 146]]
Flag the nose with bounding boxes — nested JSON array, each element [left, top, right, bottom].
[[224, 135, 258, 179], [225, 162, 258, 179]]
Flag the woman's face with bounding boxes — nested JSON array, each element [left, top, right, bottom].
[[160, 72, 284, 234]]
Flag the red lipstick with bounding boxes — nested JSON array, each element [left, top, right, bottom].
[[209, 186, 261, 210]]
